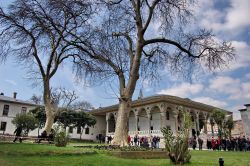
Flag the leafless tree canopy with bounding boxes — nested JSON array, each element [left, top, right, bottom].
[[0, 0, 92, 86], [50, 87, 79, 108], [68, 0, 234, 93], [0, 0, 94, 132], [30, 94, 42, 104]]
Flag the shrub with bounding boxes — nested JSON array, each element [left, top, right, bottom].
[[161, 110, 192, 165], [11, 113, 38, 135], [53, 123, 69, 147]]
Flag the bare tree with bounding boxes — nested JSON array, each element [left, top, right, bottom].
[[64, 0, 235, 146], [70, 100, 94, 111], [30, 94, 42, 105], [50, 87, 79, 108], [0, 0, 93, 132]]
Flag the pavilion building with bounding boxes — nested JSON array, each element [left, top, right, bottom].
[[88, 95, 232, 144]]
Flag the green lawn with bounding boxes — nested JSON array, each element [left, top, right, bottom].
[[0, 143, 250, 166]]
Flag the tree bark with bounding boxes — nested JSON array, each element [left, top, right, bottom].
[[43, 79, 56, 133], [111, 99, 130, 147], [44, 105, 55, 133]]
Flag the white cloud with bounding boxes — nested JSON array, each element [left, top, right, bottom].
[[209, 76, 240, 95], [245, 73, 250, 79], [228, 105, 243, 120], [192, 96, 228, 108], [197, 0, 250, 35], [229, 41, 250, 71], [157, 82, 203, 97], [4, 79, 17, 86], [209, 76, 250, 100]]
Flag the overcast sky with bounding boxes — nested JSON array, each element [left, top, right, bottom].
[[0, 0, 249, 120]]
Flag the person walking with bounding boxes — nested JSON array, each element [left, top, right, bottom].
[[13, 126, 23, 143]]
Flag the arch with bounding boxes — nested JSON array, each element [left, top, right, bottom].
[[108, 113, 116, 133], [150, 105, 161, 130], [166, 107, 172, 120], [137, 108, 148, 131]]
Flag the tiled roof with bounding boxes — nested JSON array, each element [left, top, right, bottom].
[[0, 95, 38, 106], [90, 94, 232, 115], [238, 109, 247, 112]]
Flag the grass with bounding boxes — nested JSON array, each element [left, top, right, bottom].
[[0, 142, 250, 166]]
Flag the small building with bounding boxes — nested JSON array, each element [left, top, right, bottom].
[[0, 92, 37, 135], [231, 120, 244, 137], [239, 104, 250, 136]]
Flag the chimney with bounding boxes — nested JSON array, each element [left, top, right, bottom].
[[13, 92, 17, 99], [0, 92, 4, 96]]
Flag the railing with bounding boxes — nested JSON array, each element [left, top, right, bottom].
[[108, 130, 162, 136], [128, 130, 162, 135]]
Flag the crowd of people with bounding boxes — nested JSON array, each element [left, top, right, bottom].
[[103, 135, 161, 148], [128, 135, 161, 148], [190, 135, 250, 151]]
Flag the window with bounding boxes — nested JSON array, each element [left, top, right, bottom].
[[138, 127, 140, 131], [150, 126, 153, 130], [0, 122, 7, 131], [21, 107, 27, 114], [2, 105, 9, 116], [150, 115, 152, 120], [166, 111, 170, 120], [69, 127, 73, 133], [77, 126, 81, 134], [85, 127, 89, 135], [191, 116, 194, 122]]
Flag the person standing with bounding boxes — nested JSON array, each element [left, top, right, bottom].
[[134, 134, 138, 146], [198, 137, 203, 150], [13, 126, 23, 143], [192, 136, 197, 150], [211, 137, 216, 150], [127, 135, 131, 146]]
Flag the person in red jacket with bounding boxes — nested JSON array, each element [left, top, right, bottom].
[[127, 135, 131, 146], [217, 137, 221, 150], [212, 137, 216, 150]]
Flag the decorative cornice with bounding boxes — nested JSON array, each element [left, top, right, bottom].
[[90, 95, 232, 115]]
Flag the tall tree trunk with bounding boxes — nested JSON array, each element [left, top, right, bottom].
[[111, 100, 130, 146], [44, 105, 55, 133], [43, 79, 56, 133]]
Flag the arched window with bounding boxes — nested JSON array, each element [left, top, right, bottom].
[[166, 111, 170, 120]]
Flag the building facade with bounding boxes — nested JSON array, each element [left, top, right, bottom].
[[0, 93, 232, 143], [89, 95, 232, 144], [231, 120, 244, 136], [239, 104, 250, 136], [0, 93, 37, 135]]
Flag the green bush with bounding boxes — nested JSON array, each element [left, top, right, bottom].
[[161, 110, 192, 165], [11, 113, 38, 135], [53, 123, 69, 147]]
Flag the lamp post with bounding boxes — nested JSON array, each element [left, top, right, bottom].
[[219, 158, 224, 166]]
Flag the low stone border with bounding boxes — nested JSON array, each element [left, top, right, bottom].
[[109, 151, 169, 159], [0, 150, 97, 157]]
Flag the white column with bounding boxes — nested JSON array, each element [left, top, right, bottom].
[[106, 114, 109, 135], [196, 111, 200, 132], [135, 114, 138, 133], [173, 111, 179, 133], [147, 111, 151, 135], [204, 113, 208, 134], [160, 112, 166, 128]]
